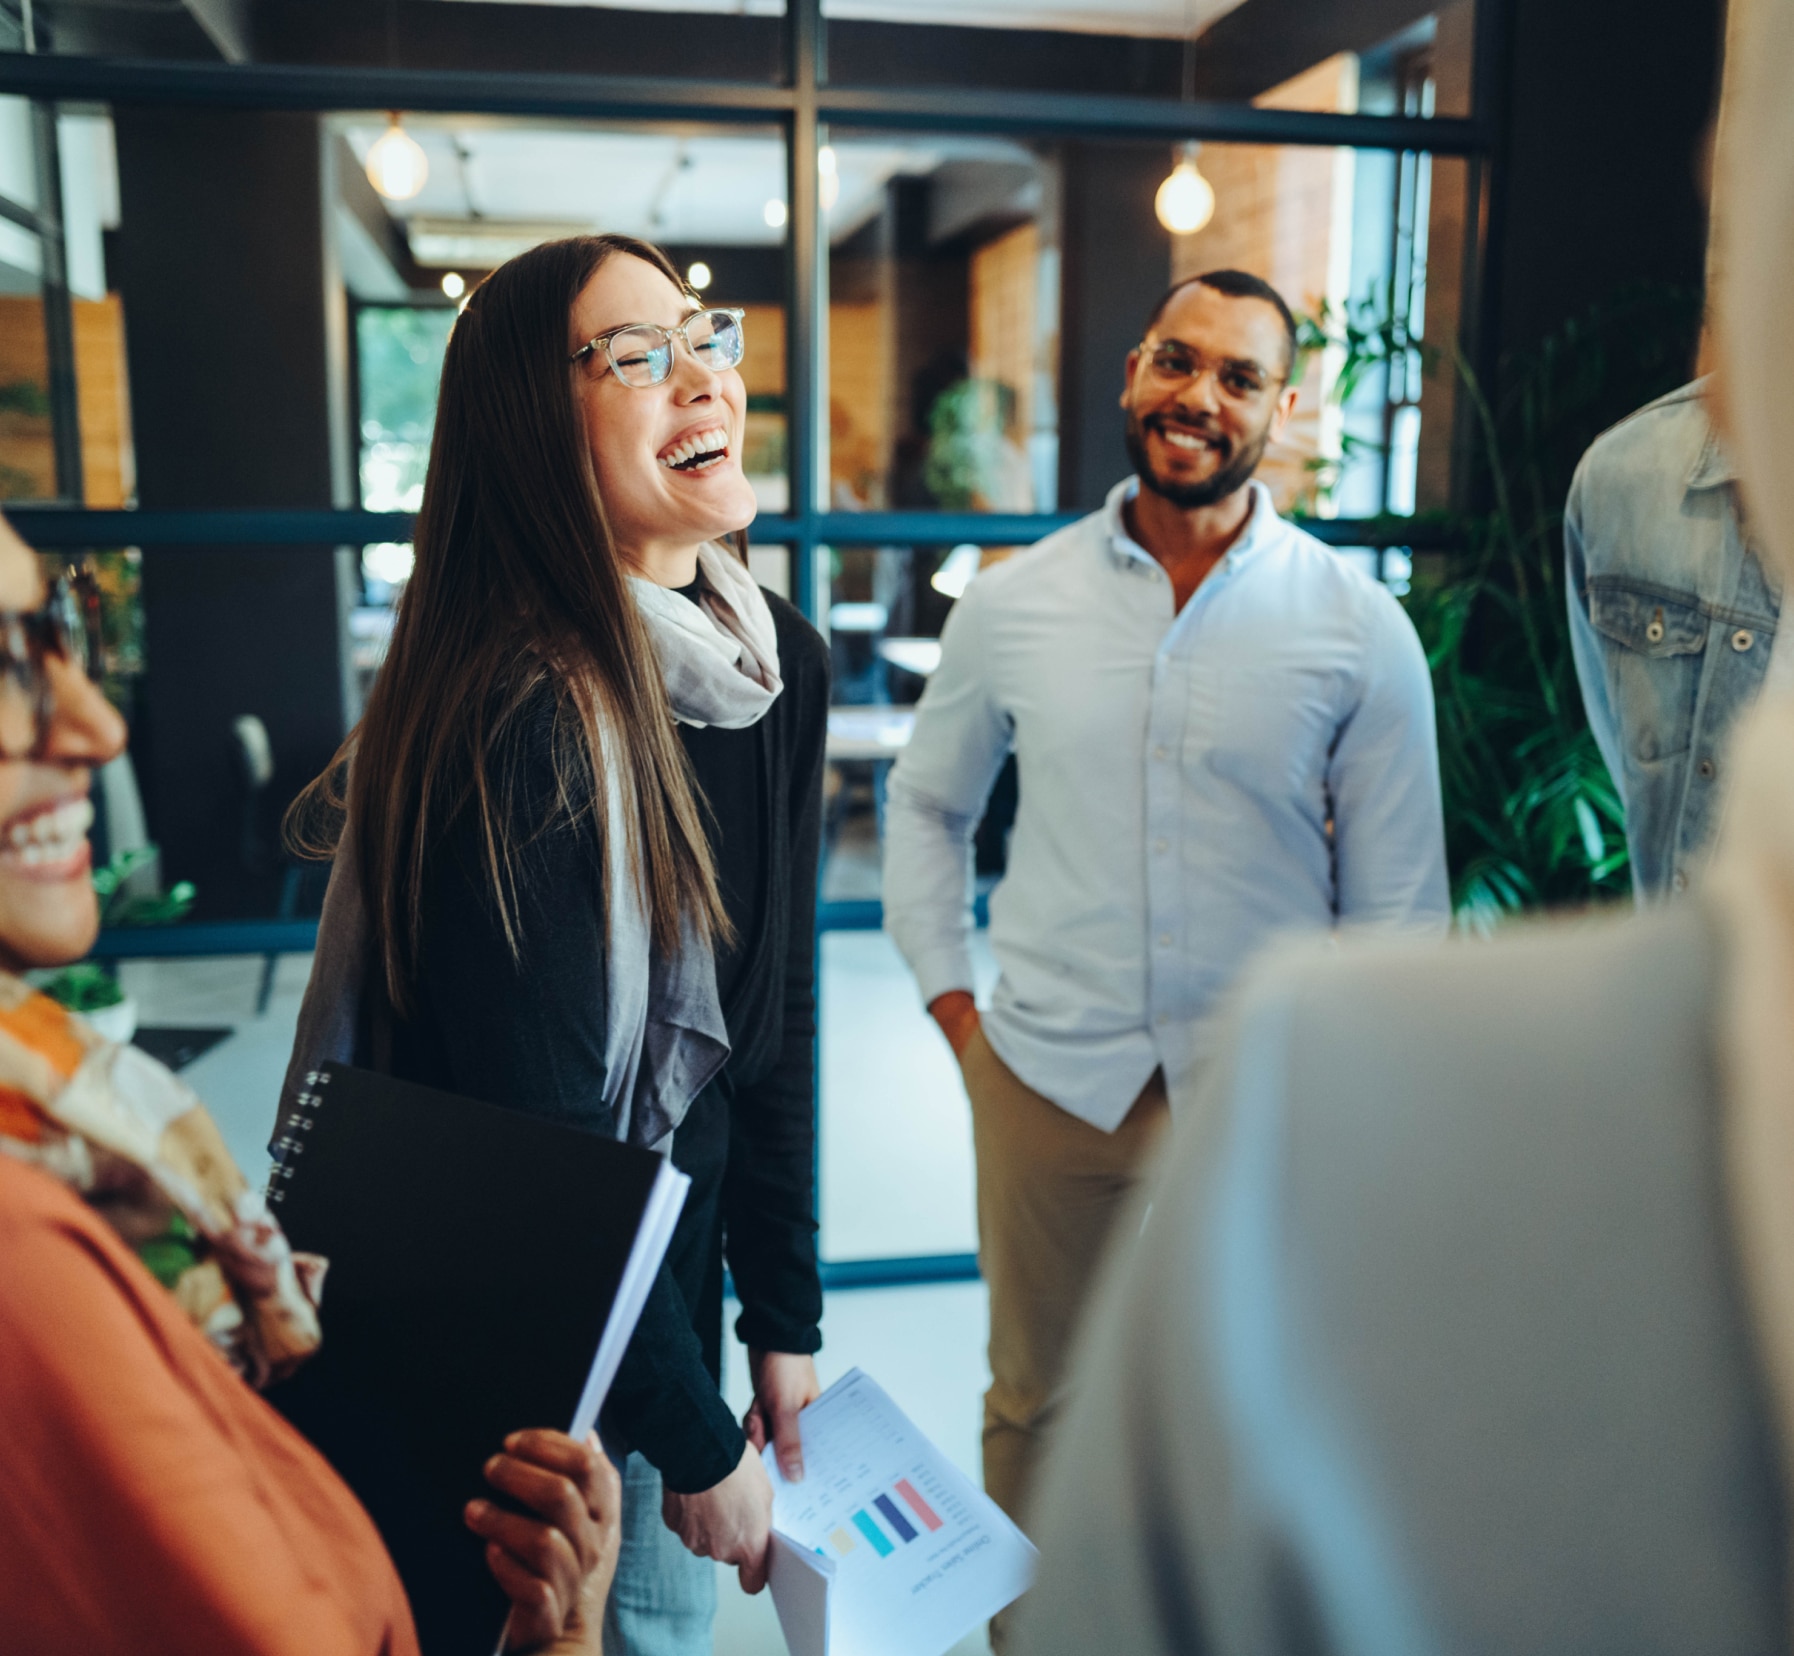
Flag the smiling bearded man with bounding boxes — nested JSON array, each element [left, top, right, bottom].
[[882, 268, 1450, 1638]]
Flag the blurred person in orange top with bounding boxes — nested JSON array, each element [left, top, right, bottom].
[[0, 512, 621, 1656]]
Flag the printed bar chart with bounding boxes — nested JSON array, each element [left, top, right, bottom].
[[839, 1481, 942, 1560], [765, 1369, 1038, 1656], [895, 1478, 944, 1532], [873, 1493, 918, 1543], [851, 1509, 895, 1557]]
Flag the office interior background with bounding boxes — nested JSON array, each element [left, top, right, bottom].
[[0, 0, 1723, 1645]]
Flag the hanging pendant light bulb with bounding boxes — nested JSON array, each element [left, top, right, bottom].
[[366, 113, 429, 202], [1158, 7, 1217, 238], [1156, 141, 1216, 236]]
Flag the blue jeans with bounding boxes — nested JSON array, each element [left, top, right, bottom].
[[602, 1452, 717, 1656]]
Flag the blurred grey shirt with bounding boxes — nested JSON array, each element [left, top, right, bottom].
[[1012, 900, 1785, 1656], [883, 479, 1449, 1126]]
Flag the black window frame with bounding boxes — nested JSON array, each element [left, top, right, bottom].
[[1, 0, 1512, 1286]]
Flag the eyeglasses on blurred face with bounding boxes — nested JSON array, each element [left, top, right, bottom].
[[0, 574, 101, 761], [570, 307, 747, 388], [1139, 339, 1286, 405]]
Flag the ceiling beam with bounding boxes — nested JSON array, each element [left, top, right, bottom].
[[0, 51, 1488, 153]]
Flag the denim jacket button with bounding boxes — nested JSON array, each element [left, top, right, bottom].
[[1673, 869, 1688, 892], [1698, 758, 1716, 779], [1732, 628, 1755, 652], [1646, 618, 1666, 644]]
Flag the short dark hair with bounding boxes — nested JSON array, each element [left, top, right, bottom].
[[1142, 269, 1299, 375]]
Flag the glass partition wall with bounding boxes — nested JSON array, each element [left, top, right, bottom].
[[0, 0, 1507, 1282]]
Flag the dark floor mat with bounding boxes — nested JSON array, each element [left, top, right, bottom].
[[132, 1026, 233, 1073]]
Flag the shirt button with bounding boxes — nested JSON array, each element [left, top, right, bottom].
[[1154, 838, 1169, 854], [1673, 869, 1688, 892], [1153, 745, 1168, 761], [1733, 628, 1755, 652], [1158, 933, 1172, 948], [1155, 1012, 1168, 1026], [1698, 758, 1716, 779]]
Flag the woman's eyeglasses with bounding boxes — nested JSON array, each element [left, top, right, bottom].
[[570, 307, 747, 388], [0, 574, 100, 760]]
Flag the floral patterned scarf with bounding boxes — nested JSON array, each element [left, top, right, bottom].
[[0, 972, 321, 1386]]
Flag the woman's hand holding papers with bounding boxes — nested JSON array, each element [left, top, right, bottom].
[[662, 1442, 776, 1593], [745, 1349, 822, 1482], [468, 1428, 621, 1654]]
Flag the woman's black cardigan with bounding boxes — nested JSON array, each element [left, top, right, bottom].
[[387, 592, 828, 1494]]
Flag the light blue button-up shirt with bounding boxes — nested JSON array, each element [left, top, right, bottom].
[[883, 477, 1450, 1127]]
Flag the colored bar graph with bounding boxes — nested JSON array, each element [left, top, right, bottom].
[[828, 1526, 857, 1557], [851, 1509, 894, 1557], [874, 1493, 918, 1543], [895, 1478, 944, 1532]]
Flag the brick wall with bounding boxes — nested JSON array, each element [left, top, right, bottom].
[[1168, 55, 1358, 513]]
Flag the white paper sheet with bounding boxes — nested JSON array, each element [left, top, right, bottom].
[[764, 1369, 1037, 1656], [768, 1531, 835, 1656]]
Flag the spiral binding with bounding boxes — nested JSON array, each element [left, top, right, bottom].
[[265, 1067, 330, 1207]]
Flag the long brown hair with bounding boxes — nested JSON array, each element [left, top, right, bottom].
[[290, 234, 728, 1013]]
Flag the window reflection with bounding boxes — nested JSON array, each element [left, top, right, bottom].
[[357, 307, 454, 513], [1170, 142, 1469, 520], [827, 136, 1059, 514], [821, 543, 1021, 905]]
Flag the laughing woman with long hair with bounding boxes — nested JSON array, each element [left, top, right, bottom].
[[281, 236, 828, 1656]]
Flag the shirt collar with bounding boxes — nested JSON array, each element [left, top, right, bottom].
[[1684, 386, 1735, 489], [1687, 423, 1736, 490], [1103, 475, 1278, 572]]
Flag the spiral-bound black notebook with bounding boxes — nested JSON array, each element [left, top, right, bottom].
[[266, 1061, 689, 1654]]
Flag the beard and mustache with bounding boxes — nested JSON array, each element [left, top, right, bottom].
[[1123, 408, 1273, 508]]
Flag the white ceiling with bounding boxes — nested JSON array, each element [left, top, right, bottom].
[[439, 0, 1248, 40], [343, 120, 1039, 256]]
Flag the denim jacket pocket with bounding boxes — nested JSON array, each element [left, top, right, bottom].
[[1586, 579, 1707, 763]]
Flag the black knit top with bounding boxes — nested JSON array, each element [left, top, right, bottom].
[[388, 588, 828, 1493]]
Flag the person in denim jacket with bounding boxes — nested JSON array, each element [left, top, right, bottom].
[[1566, 378, 1783, 900]]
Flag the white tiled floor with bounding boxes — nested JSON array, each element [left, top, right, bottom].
[[117, 947, 1001, 1655], [819, 930, 996, 1262], [117, 951, 318, 1188]]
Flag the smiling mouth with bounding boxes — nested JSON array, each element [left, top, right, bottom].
[[1154, 423, 1225, 456], [659, 426, 732, 473], [0, 796, 94, 876]]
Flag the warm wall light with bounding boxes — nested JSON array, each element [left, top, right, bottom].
[[440, 271, 465, 299], [367, 114, 429, 202], [763, 198, 788, 229], [1155, 142, 1216, 236], [687, 261, 713, 290]]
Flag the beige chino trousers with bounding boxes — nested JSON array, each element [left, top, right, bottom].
[[961, 1027, 1170, 1533]]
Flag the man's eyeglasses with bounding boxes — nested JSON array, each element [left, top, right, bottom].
[[1139, 340, 1285, 404], [0, 574, 100, 760], [570, 307, 747, 388]]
